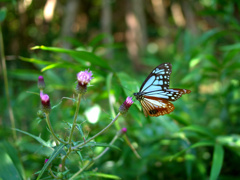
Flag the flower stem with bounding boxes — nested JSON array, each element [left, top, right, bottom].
[[93, 132, 120, 161], [72, 112, 122, 150], [70, 130, 121, 179], [61, 148, 72, 172], [69, 161, 94, 180], [68, 94, 82, 144], [45, 113, 67, 145], [0, 25, 17, 141]]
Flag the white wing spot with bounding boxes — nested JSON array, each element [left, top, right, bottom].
[[159, 80, 163, 85]]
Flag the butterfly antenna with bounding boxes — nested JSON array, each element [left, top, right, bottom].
[[121, 85, 134, 94]]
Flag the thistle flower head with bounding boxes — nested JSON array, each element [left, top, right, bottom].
[[44, 159, 49, 164], [77, 69, 93, 86], [40, 93, 51, 113], [76, 69, 93, 94], [38, 76, 45, 90], [119, 97, 133, 115]]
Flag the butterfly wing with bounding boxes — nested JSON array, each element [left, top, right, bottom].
[[140, 63, 172, 92], [134, 62, 191, 117], [143, 88, 191, 101], [140, 96, 175, 117]]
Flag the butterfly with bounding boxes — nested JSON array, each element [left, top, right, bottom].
[[133, 63, 191, 117]]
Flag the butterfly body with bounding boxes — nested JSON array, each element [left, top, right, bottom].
[[134, 63, 191, 117]]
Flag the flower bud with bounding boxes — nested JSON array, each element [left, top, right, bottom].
[[44, 159, 49, 164], [76, 69, 93, 94], [120, 127, 127, 135], [37, 110, 45, 119], [119, 97, 133, 115], [38, 76, 45, 90], [40, 93, 51, 113]]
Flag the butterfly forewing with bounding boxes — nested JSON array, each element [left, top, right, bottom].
[[140, 63, 172, 93]]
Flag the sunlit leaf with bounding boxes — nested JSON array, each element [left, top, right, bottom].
[[14, 129, 53, 148], [0, 141, 25, 180], [0, 144, 24, 180], [83, 171, 121, 179], [116, 72, 139, 96], [210, 144, 224, 180], [19, 56, 52, 65], [181, 125, 215, 138], [32, 46, 111, 70]]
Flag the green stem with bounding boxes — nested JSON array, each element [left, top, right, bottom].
[[61, 94, 82, 172], [69, 161, 94, 180], [72, 112, 121, 150], [70, 130, 121, 179], [61, 149, 71, 172], [68, 94, 82, 144], [93, 132, 120, 161], [0, 24, 17, 140], [48, 168, 57, 179], [45, 113, 67, 145]]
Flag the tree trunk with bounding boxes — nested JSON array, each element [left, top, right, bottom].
[[125, 0, 148, 70], [61, 0, 80, 50], [180, 0, 198, 35], [101, 0, 113, 59]]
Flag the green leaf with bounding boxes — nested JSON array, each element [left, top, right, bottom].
[[169, 141, 214, 161], [205, 54, 220, 67], [76, 124, 85, 140], [168, 114, 191, 126], [36, 143, 65, 180], [89, 33, 110, 48], [78, 142, 120, 151], [217, 135, 240, 147], [83, 171, 121, 179], [14, 128, 52, 148], [52, 97, 76, 109], [220, 43, 240, 51], [0, 7, 7, 22], [210, 144, 224, 180], [116, 72, 139, 96], [181, 125, 215, 139], [197, 28, 221, 44], [31, 46, 111, 70], [8, 69, 40, 81], [0, 141, 24, 180], [19, 56, 52, 65]]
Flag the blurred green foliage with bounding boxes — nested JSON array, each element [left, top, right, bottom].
[[0, 0, 240, 180]]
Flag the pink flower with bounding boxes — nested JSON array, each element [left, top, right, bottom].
[[38, 76, 45, 90], [40, 93, 51, 113], [76, 69, 93, 94], [77, 69, 93, 86], [121, 127, 127, 134], [44, 159, 49, 164], [119, 97, 133, 115]]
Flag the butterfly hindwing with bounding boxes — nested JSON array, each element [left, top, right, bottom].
[[141, 97, 175, 117]]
